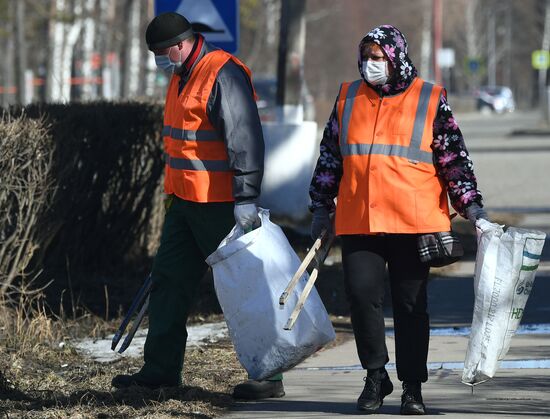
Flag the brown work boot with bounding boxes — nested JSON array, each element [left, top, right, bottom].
[[232, 379, 285, 400]]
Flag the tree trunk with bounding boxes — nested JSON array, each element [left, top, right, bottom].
[[60, 0, 83, 102], [14, 0, 28, 104], [122, 0, 141, 98], [419, 0, 432, 80], [540, 0, 550, 124], [465, 0, 480, 90], [46, 0, 66, 102], [2, 1, 15, 107], [80, 0, 98, 101], [276, 0, 306, 121]]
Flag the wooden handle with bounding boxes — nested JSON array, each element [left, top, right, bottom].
[[279, 230, 326, 305], [283, 268, 319, 330]]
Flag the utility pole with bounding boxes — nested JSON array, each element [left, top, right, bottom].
[[276, 0, 306, 121], [432, 0, 442, 84]]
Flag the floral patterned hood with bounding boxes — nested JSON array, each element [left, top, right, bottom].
[[358, 25, 418, 96]]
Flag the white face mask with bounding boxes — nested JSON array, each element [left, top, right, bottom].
[[362, 60, 388, 85], [155, 55, 181, 75], [154, 46, 183, 75]]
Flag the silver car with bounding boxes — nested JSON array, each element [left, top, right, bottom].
[[475, 85, 515, 114]]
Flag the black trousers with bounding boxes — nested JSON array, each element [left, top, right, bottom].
[[341, 234, 430, 383]]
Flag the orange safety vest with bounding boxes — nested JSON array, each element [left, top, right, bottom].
[[334, 77, 451, 235], [162, 50, 254, 202]]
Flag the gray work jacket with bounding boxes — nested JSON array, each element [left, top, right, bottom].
[[175, 41, 264, 203]]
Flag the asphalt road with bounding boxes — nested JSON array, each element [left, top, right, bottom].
[[456, 111, 550, 211]]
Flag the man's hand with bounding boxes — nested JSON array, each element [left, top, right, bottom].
[[234, 202, 260, 231], [465, 202, 489, 225], [311, 206, 333, 240]]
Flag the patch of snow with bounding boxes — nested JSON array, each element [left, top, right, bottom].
[[385, 323, 550, 337], [72, 321, 228, 363], [304, 358, 550, 371]]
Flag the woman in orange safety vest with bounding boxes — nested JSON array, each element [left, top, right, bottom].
[[309, 25, 489, 415]]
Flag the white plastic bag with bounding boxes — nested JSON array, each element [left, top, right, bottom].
[[205, 209, 335, 380], [462, 219, 546, 385]]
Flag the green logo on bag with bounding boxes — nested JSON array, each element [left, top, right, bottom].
[[511, 308, 524, 320], [515, 281, 533, 295]]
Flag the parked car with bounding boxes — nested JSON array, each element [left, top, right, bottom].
[[253, 77, 315, 122], [474, 85, 515, 114]]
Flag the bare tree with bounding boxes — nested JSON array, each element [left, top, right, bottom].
[[0, 116, 54, 295]]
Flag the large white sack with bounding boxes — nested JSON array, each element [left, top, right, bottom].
[[462, 219, 546, 385], [205, 209, 335, 380]]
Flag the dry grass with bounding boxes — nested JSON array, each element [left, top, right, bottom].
[[0, 292, 247, 418], [0, 290, 352, 418], [0, 342, 246, 418]]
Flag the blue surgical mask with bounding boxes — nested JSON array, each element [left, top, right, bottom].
[[362, 60, 388, 85], [155, 54, 180, 75]]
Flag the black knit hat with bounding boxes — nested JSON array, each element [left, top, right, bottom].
[[146, 12, 194, 51]]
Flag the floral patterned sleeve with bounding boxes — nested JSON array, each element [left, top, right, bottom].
[[308, 102, 343, 213], [432, 92, 484, 218]]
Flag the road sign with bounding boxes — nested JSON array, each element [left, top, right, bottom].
[[467, 58, 481, 74], [532, 50, 550, 70], [155, 0, 239, 54]]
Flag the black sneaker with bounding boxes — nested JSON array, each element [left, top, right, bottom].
[[232, 379, 285, 400], [356, 371, 394, 413], [400, 381, 426, 415], [111, 373, 180, 389]]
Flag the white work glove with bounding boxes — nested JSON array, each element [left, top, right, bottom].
[[465, 202, 489, 226], [310, 206, 334, 240], [234, 202, 260, 232]]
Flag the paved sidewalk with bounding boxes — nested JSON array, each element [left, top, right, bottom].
[[223, 214, 550, 418], [224, 333, 550, 418]]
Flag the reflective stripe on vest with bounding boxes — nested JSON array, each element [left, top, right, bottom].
[[161, 49, 254, 202], [340, 79, 435, 164], [164, 153, 230, 171], [334, 78, 451, 235], [162, 125, 221, 142]]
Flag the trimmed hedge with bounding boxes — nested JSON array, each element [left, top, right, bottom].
[[3, 103, 166, 311]]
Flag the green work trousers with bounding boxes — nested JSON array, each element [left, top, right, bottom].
[[140, 196, 235, 383]]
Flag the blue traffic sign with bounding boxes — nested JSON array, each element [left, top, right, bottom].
[[467, 58, 480, 74], [155, 0, 239, 54]]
